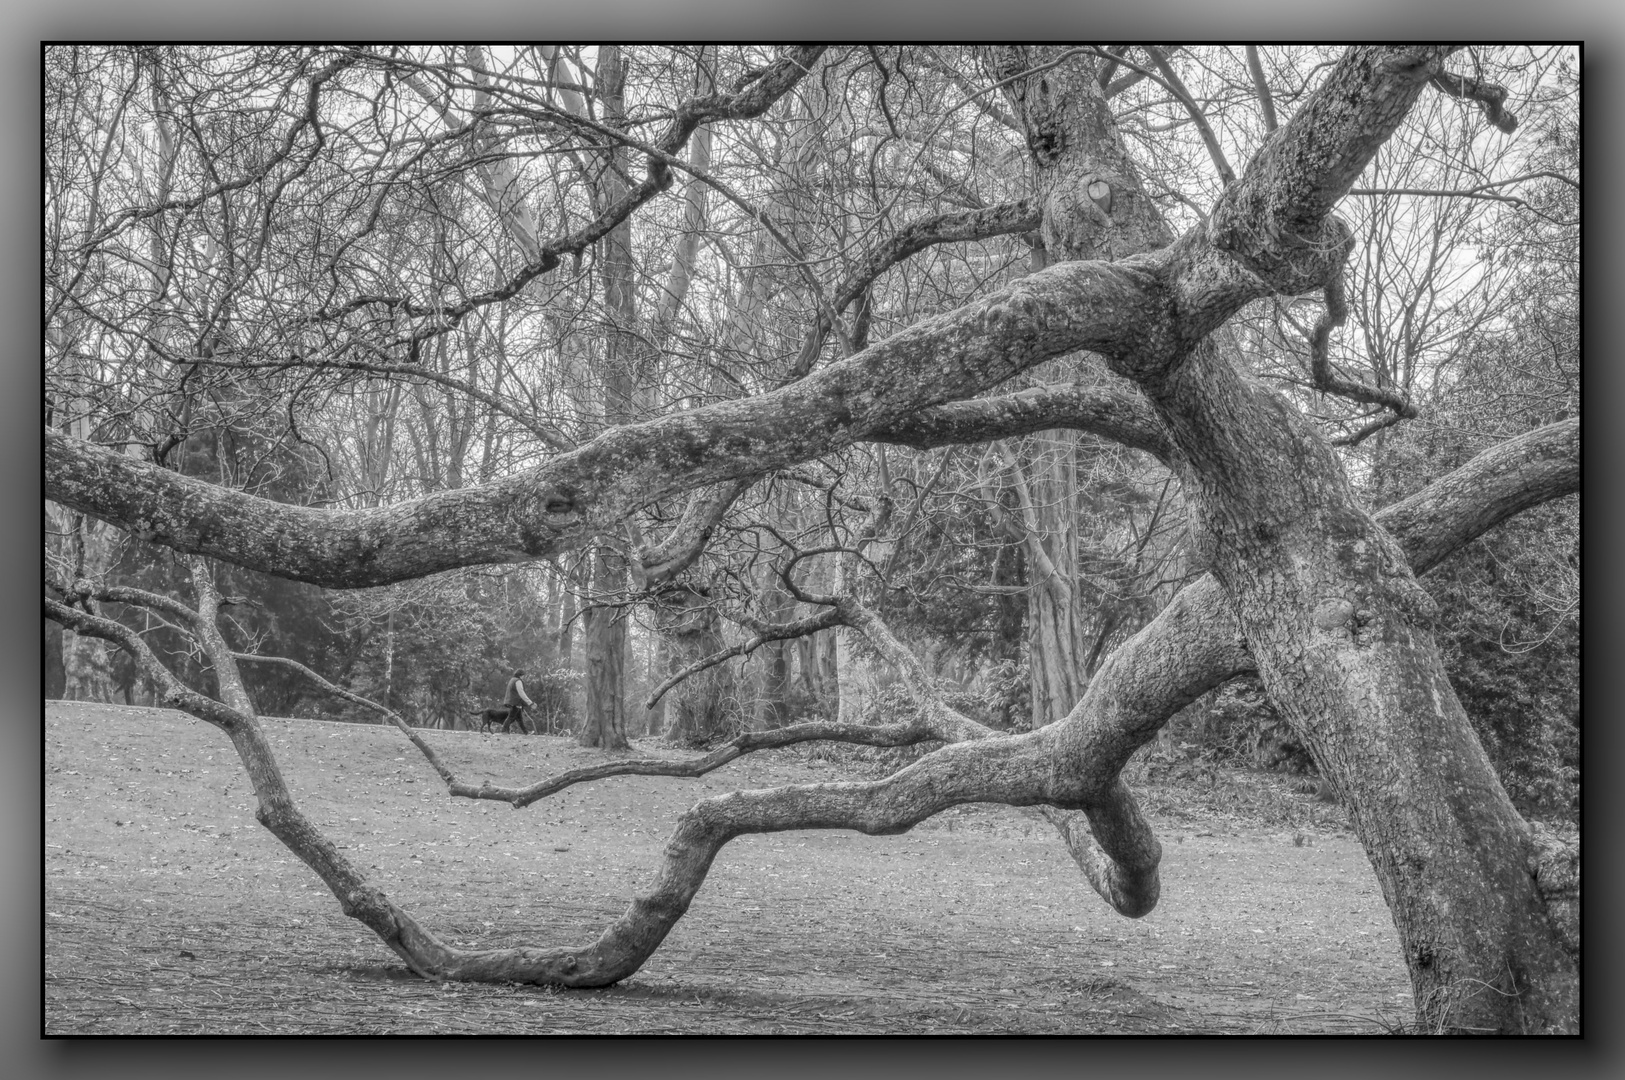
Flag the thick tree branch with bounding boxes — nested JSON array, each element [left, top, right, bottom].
[[633, 477, 756, 589], [1374, 417, 1578, 577], [45, 251, 1166, 587], [1204, 46, 1454, 301], [869, 382, 1174, 463]]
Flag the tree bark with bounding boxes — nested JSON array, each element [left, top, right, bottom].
[[579, 546, 630, 751], [1016, 45, 1574, 1032], [576, 46, 639, 752], [655, 583, 740, 745], [1156, 337, 1574, 1032], [959, 44, 1577, 1032]]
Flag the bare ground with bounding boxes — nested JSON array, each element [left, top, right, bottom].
[[44, 701, 1413, 1035]]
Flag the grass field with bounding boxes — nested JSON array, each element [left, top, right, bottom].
[[44, 700, 1414, 1034]]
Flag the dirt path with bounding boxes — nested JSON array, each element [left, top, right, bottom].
[[44, 701, 1413, 1034]]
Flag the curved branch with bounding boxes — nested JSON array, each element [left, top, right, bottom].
[[1376, 417, 1578, 577], [308, 47, 826, 344], [1309, 262, 1417, 419], [789, 198, 1043, 379], [645, 606, 842, 709], [46, 251, 1167, 587], [46, 595, 463, 978], [634, 477, 756, 589], [869, 382, 1173, 463], [1430, 68, 1518, 133], [69, 579, 208, 631]]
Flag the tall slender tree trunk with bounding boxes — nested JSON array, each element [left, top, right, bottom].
[[577, 46, 638, 752], [998, 439, 1094, 728]]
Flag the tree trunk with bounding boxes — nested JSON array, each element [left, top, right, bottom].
[[754, 638, 793, 729], [795, 635, 819, 699], [816, 628, 839, 705], [989, 45, 1575, 1032], [577, 46, 637, 751], [557, 556, 579, 674], [656, 584, 739, 745], [753, 505, 797, 729], [60, 513, 117, 702], [579, 546, 629, 750], [44, 582, 67, 699], [1000, 440, 1092, 729], [643, 632, 667, 736], [1162, 338, 1575, 1032]]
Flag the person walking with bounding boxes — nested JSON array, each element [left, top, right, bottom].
[[502, 669, 536, 734]]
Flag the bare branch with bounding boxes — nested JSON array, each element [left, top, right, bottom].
[[789, 199, 1043, 379], [233, 652, 459, 788], [194, 354, 575, 451], [1430, 68, 1518, 133], [1245, 46, 1279, 133], [308, 47, 828, 349], [464, 716, 940, 808], [645, 606, 842, 709], [1143, 46, 1236, 186], [870, 382, 1173, 463], [1309, 262, 1418, 420]]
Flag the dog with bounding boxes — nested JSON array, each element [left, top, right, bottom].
[[469, 705, 530, 735]]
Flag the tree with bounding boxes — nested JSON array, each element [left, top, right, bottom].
[[45, 45, 1579, 1033]]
